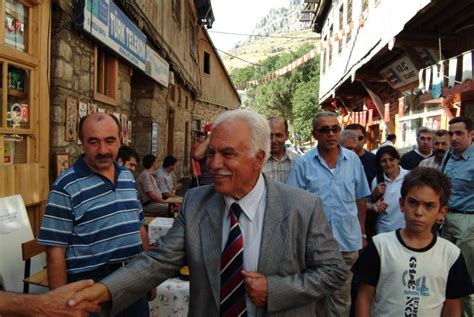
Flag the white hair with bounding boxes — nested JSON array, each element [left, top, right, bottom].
[[213, 109, 271, 161], [339, 129, 358, 144]]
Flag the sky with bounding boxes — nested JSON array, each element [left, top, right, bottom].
[[208, 0, 290, 52]]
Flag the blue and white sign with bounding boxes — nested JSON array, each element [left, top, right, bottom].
[[146, 45, 169, 87], [81, 0, 147, 71]]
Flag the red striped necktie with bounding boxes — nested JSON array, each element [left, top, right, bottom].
[[220, 203, 247, 317]]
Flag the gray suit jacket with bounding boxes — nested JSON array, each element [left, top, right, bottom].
[[102, 176, 347, 316]]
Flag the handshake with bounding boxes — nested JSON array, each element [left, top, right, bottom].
[[1, 280, 111, 317]]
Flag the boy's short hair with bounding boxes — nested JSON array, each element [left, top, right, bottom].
[[401, 167, 451, 207], [163, 155, 177, 168], [117, 145, 140, 164], [143, 154, 157, 169]]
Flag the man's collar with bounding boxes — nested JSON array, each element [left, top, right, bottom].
[[451, 143, 474, 160], [269, 150, 289, 162], [314, 145, 348, 160], [415, 148, 432, 159], [224, 173, 266, 222], [74, 153, 123, 180]]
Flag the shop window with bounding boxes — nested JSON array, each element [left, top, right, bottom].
[[204, 52, 210, 75], [1, 60, 34, 165], [4, 0, 29, 52], [172, 0, 181, 28], [7, 64, 30, 129], [94, 46, 118, 106]]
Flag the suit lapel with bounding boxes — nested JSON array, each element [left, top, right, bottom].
[[199, 194, 225, 308], [258, 178, 289, 273]]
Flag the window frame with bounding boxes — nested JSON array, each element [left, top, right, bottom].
[[93, 46, 118, 106], [203, 51, 210, 75]]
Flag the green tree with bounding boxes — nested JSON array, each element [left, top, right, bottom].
[[231, 44, 320, 144]]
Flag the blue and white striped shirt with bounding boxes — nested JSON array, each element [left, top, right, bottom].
[[38, 155, 145, 274]]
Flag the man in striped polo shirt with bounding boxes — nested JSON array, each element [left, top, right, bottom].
[[38, 113, 150, 316]]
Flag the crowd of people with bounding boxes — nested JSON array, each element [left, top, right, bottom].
[[0, 109, 472, 317]]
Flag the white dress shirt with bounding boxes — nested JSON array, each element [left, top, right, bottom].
[[222, 173, 267, 317]]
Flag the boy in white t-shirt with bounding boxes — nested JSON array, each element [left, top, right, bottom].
[[353, 167, 472, 317]]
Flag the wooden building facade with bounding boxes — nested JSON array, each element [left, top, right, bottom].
[[0, 0, 51, 236]]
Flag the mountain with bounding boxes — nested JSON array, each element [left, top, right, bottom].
[[221, 0, 318, 72]]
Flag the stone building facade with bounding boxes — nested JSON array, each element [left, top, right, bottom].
[[49, 0, 240, 183]]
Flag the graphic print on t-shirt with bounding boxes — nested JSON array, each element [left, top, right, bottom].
[[402, 256, 430, 316]]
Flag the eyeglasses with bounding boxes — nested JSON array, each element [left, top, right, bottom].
[[316, 125, 341, 134], [357, 135, 365, 141]]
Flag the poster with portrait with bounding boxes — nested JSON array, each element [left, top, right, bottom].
[[56, 153, 70, 177], [77, 101, 88, 144], [127, 120, 132, 144], [120, 113, 128, 143], [65, 97, 78, 142]]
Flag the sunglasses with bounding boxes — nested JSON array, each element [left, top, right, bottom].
[[357, 135, 364, 141], [316, 125, 341, 134]]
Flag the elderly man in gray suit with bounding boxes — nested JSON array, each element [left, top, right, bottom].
[[69, 109, 347, 316]]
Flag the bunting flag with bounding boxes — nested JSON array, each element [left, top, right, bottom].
[[234, 19, 363, 89]]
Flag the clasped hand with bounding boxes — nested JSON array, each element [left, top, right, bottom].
[[242, 271, 268, 307]]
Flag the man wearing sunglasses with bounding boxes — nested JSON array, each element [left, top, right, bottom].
[[345, 124, 377, 185], [287, 111, 370, 317]]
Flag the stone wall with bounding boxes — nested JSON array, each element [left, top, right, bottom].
[[49, 5, 133, 182]]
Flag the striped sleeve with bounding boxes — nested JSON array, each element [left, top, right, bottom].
[[38, 186, 74, 247]]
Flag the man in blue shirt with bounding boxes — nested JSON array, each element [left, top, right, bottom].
[[287, 111, 370, 317], [442, 116, 474, 317], [38, 113, 150, 316]]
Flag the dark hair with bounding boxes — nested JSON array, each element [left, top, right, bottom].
[[196, 131, 206, 137], [449, 116, 472, 131], [78, 113, 121, 141], [386, 134, 397, 142], [117, 145, 139, 164], [345, 124, 366, 137], [143, 154, 157, 169], [268, 116, 289, 133], [401, 167, 451, 207], [434, 129, 449, 138], [416, 127, 433, 139], [162, 155, 177, 168], [375, 145, 400, 175]]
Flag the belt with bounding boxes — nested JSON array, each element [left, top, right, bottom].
[[449, 209, 473, 215]]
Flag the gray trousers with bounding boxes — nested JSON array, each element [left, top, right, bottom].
[[315, 251, 359, 317]]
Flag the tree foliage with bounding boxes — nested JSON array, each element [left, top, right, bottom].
[[231, 43, 320, 144]]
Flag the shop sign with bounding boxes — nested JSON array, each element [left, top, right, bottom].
[[380, 55, 418, 89], [146, 45, 169, 87], [79, 0, 147, 71]]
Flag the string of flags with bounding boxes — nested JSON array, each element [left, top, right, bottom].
[[235, 14, 369, 90]]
